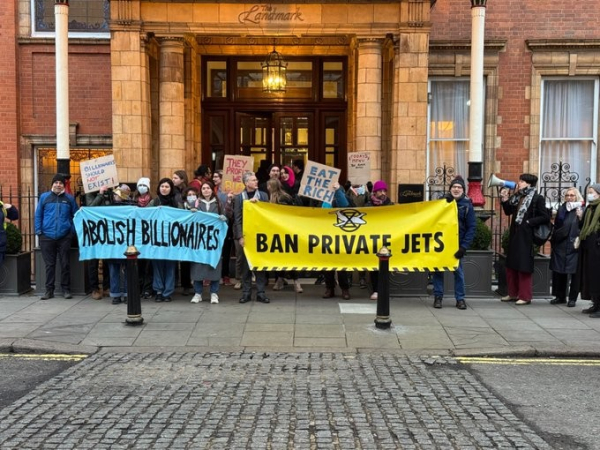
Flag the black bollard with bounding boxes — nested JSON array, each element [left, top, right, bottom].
[[124, 245, 143, 325], [374, 246, 392, 329]]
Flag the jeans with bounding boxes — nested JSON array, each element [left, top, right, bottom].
[[107, 260, 127, 298], [40, 234, 72, 291], [432, 260, 465, 300], [194, 279, 219, 295], [152, 260, 176, 297]]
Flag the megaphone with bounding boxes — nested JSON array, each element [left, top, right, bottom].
[[487, 174, 517, 190]]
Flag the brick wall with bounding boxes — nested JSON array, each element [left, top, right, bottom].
[[19, 43, 112, 136], [430, 0, 600, 181], [0, 0, 19, 190]]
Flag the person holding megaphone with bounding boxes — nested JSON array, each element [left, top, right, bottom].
[[499, 173, 550, 305]]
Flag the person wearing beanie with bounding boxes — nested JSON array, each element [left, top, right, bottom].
[[499, 173, 550, 305], [134, 177, 152, 208], [577, 184, 600, 317], [34, 173, 79, 300], [432, 175, 475, 310], [365, 180, 394, 301]]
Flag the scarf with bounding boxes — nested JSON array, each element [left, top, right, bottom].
[[136, 194, 151, 207], [515, 187, 535, 224], [370, 194, 387, 206], [199, 197, 218, 213], [158, 193, 176, 207], [579, 198, 600, 241]]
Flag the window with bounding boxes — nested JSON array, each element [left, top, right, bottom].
[[540, 78, 598, 186], [428, 79, 470, 183], [32, 0, 109, 38]]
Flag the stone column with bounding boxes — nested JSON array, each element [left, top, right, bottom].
[[356, 38, 383, 182], [390, 33, 429, 188], [111, 30, 152, 183], [159, 38, 186, 178]]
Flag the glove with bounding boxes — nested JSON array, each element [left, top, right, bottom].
[[218, 214, 227, 222], [444, 193, 454, 203], [454, 247, 466, 259]]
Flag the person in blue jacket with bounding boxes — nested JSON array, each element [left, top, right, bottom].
[[34, 173, 79, 300], [432, 176, 476, 310]]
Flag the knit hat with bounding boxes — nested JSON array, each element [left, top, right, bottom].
[[51, 173, 66, 185], [450, 176, 466, 191], [373, 180, 388, 193], [591, 183, 600, 195], [137, 177, 150, 191], [519, 173, 538, 187]]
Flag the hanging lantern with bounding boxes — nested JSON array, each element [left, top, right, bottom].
[[262, 49, 287, 93]]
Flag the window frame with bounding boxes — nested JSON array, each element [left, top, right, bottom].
[[31, 0, 110, 39]]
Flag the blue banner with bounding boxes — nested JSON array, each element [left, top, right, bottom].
[[74, 206, 228, 267]]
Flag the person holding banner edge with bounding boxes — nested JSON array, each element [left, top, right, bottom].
[[431, 176, 476, 310], [234, 171, 270, 304]]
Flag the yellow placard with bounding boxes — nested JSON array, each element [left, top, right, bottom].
[[243, 200, 459, 271]]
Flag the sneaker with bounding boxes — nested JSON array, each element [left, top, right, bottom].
[[63, 290, 73, 299], [273, 278, 284, 291], [155, 293, 164, 302], [456, 300, 467, 310], [433, 296, 443, 309], [222, 277, 232, 286], [256, 294, 270, 304], [500, 295, 518, 302], [515, 299, 531, 305], [91, 290, 102, 300], [234, 282, 242, 290], [41, 290, 54, 300], [294, 280, 303, 293], [567, 300, 577, 307], [211, 293, 219, 304], [111, 297, 121, 305], [191, 293, 202, 303], [370, 292, 378, 301]]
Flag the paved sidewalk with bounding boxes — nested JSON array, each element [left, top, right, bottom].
[[1, 281, 599, 356]]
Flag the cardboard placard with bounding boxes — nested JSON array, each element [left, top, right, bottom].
[[222, 155, 254, 194], [347, 152, 371, 186], [299, 160, 341, 204], [80, 155, 119, 194]]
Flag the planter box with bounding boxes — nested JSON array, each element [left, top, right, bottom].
[[389, 271, 429, 297], [495, 254, 552, 298], [443, 250, 494, 297], [34, 248, 88, 295], [0, 251, 33, 295]]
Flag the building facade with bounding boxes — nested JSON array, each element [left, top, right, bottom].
[[3, 0, 600, 205]]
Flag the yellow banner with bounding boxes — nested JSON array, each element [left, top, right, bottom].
[[243, 200, 459, 271]]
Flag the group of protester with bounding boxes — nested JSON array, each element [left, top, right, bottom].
[[20, 164, 600, 318]]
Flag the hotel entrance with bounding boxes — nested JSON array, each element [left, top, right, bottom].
[[201, 55, 347, 176]]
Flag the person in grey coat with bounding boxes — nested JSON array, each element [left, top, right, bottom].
[[550, 187, 583, 307]]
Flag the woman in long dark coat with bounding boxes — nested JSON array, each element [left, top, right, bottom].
[[499, 173, 550, 305], [550, 187, 583, 307], [577, 183, 600, 317]]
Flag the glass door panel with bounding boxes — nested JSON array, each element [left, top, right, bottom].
[[236, 113, 272, 172], [275, 113, 312, 168]]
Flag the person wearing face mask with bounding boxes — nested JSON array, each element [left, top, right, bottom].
[[577, 184, 600, 317], [35, 173, 79, 300], [133, 177, 154, 299], [365, 181, 395, 302], [431, 176, 475, 310], [189, 181, 229, 304], [499, 173, 550, 305]]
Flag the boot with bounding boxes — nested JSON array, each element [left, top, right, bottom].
[[550, 297, 566, 305], [341, 289, 351, 300], [582, 298, 600, 314], [322, 288, 335, 299], [433, 296, 443, 309], [293, 279, 303, 293], [589, 297, 600, 318]]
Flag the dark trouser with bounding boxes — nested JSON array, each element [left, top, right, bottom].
[[325, 271, 350, 290], [138, 259, 153, 295], [552, 271, 579, 301], [240, 250, 267, 296], [180, 261, 192, 289], [221, 230, 233, 278], [87, 259, 109, 292], [40, 234, 71, 291]]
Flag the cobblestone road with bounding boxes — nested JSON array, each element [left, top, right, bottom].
[[0, 352, 551, 449]]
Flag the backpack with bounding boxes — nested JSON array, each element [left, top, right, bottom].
[[532, 206, 553, 246]]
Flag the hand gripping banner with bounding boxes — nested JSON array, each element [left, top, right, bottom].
[[74, 206, 228, 267], [243, 200, 459, 272]]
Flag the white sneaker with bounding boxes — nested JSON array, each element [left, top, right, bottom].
[[234, 282, 242, 290], [191, 293, 202, 303], [273, 278, 284, 290], [294, 279, 303, 293], [210, 293, 219, 304], [370, 292, 378, 301]]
